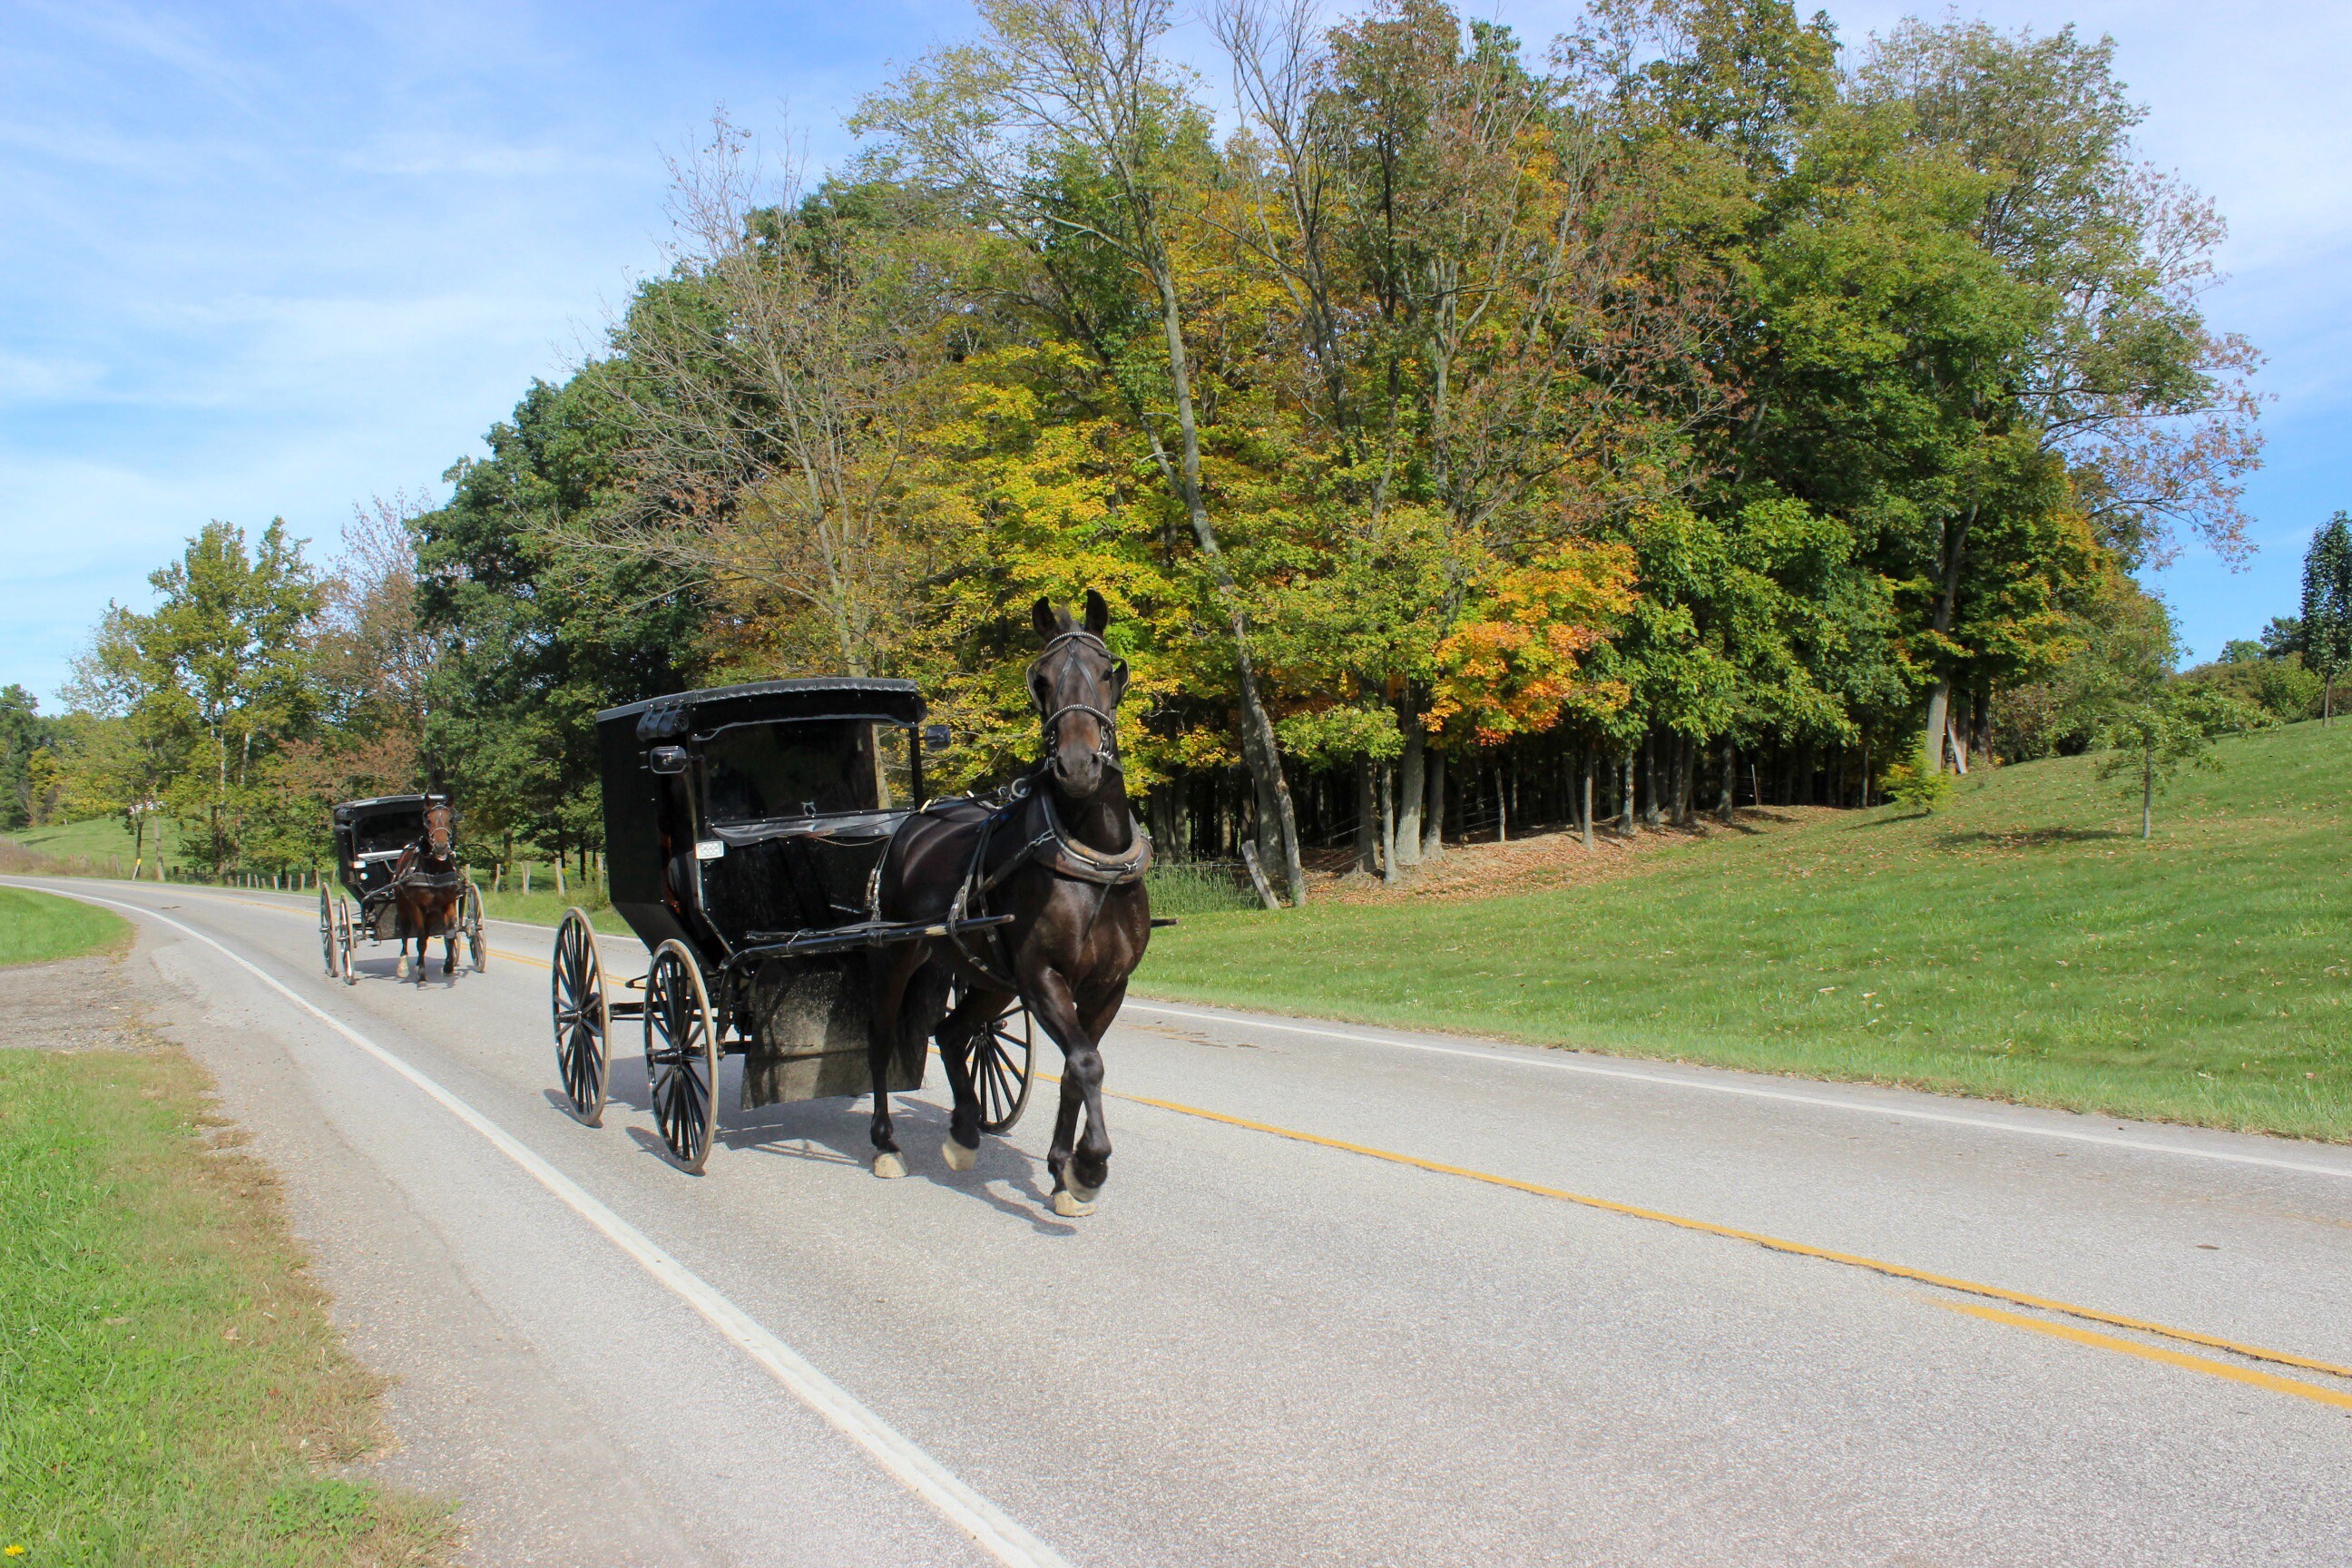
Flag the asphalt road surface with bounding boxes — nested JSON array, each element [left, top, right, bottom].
[[13, 875, 2351, 1567]]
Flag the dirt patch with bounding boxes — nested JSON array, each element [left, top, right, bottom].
[[0, 949, 159, 1051], [1303, 806, 1838, 905]]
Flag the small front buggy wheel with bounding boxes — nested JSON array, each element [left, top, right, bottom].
[[318, 886, 337, 977], [970, 999, 1035, 1135], [643, 939, 719, 1173], [550, 908, 609, 1125], [466, 881, 487, 973]]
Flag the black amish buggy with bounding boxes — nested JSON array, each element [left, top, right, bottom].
[[318, 793, 485, 985], [546, 678, 1036, 1173]]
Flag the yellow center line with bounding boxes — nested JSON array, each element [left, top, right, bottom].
[[1093, 1083, 2352, 1387], [1933, 1300, 2352, 1413]]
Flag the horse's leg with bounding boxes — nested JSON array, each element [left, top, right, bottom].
[[1024, 970, 1101, 1216], [443, 901, 457, 976], [867, 946, 926, 1178], [1064, 980, 1127, 1201], [935, 981, 1011, 1170]]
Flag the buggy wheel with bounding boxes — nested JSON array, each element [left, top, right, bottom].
[[970, 998, 1035, 1135], [643, 940, 719, 1173], [466, 881, 487, 972], [336, 897, 358, 985], [318, 887, 337, 977], [550, 909, 609, 1125]]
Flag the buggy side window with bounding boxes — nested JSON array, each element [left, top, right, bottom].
[[701, 720, 886, 824]]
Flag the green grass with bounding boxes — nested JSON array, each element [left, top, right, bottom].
[[0, 1047, 451, 1564], [474, 884, 632, 936], [1, 816, 177, 872], [1140, 719, 2352, 1141], [0, 888, 129, 967]]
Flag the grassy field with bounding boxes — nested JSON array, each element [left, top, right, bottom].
[[0, 887, 129, 967], [1, 815, 176, 872], [0, 1047, 450, 1564], [1140, 719, 2352, 1141]]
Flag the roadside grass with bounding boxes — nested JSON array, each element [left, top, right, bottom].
[[1140, 719, 2352, 1142], [0, 1046, 452, 1565], [474, 885, 632, 936], [0, 888, 129, 967]]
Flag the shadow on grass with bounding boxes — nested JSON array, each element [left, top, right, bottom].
[[1936, 826, 2132, 850]]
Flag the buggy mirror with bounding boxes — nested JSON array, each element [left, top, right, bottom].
[[647, 745, 690, 776], [923, 724, 952, 752]]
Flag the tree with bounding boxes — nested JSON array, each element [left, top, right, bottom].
[[2095, 682, 2263, 839], [0, 686, 54, 830], [2298, 513, 2352, 722], [860, 0, 1314, 904]]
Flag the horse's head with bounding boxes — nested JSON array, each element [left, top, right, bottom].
[[1029, 590, 1127, 800], [423, 799, 455, 862]]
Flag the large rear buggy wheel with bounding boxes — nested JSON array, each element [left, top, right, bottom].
[[643, 939, 719, 1173], [335, 897, 358, 985], [464, 880, 487, 972], [960, 990, 1035, 1135], [550, 908, 609, 1125], [318, 886, 338, 978]]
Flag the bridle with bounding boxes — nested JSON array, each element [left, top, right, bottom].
[[421, 801, 455, 863], [1029, 629, 1126, 771]]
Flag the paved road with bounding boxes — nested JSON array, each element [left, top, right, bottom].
[[15, 875, 2352, 1566]]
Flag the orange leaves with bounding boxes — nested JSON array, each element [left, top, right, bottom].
[[1426, 541, 1639, 745]]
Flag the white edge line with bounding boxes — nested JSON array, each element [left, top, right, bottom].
[[14, 880, 1072, 1568], [1122, 1001, 2352, 1183]]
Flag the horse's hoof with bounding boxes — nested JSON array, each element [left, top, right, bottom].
[[1052, 1188, 1095, 1218], [873, 1152, 906, 1180], [941, 1137, 976, 1172], [1067, 1177, 1100, 1204]]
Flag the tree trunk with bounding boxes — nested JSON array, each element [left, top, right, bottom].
[[1642, 734, 1661, 828], [2141, 751, 2153, 839], [1495, 757, 1509, 843], [1380, 760, 1400, 884], [1355, 758, 1378, 873], [1719, 740, 1735, 825], [1422, 750, 1446, 861], [1140, 259, 1305, 904], [1674, 738, 1694, 826], [1621, 752, 1636, 837], [1581, 750, 1595, 850], [1396, 711, 1426, 867]]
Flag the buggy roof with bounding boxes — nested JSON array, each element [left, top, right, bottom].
[[332, 793, 445, 822], [597, 678, 924, 736]]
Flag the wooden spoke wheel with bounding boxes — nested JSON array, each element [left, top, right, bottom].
[[318, 886, 338, 977], [642, 940, 719, 1173], [335, 897, 358, 985], [550, 909, 609, 1125], [964, 993, 1035, 1135], [465, 881, 487, 972]]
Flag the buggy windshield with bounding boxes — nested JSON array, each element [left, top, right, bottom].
[[351, 813, 422, 857], [701, 719, 911, 825]]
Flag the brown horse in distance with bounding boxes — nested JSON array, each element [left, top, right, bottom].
[[390, 798, 466, 985], [867, 591, 1152, 1216]]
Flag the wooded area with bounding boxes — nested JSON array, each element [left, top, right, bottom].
[[15, 0, 2334, 895]]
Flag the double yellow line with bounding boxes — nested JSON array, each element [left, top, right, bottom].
[[108, 884, 2352, 1414]]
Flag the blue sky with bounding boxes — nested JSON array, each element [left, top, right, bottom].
[[3, 0, 2346, 703]]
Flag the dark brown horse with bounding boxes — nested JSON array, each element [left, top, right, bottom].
[[867, 591, 1152, 1216], [391, 798, 466, 985]]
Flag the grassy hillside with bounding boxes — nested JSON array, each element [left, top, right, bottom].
[[2, 813, 178, 869], [1140, 719, 2352, 1141]]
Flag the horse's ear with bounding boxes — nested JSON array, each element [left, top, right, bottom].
[[1034, 597, 1070, 642], [1083, 589, 1109, 637]]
